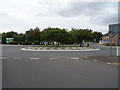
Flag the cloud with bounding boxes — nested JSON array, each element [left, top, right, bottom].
[[0, 0, 119, 34], [118, 1, 120, 23], [57, 2, 107, 16], [57, 2, 118, 25]]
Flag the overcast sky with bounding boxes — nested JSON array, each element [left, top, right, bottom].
[[0, 0, 119, 34]]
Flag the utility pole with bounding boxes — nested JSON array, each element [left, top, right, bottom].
[[109, 31, 112, 56], [116, 34, 120, 56], [116, 1, 120, 56]]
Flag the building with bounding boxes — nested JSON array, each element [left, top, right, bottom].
[[102, 23, 120, 46], [109, 23, 120, 34], [102, 33, 117, 46]]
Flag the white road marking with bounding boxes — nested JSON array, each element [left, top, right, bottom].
[[49, 58, 59, 60], [107, 62, 111, 65], [29, 58, 40, 60], [93, 59, 98, 61], [69, 57, 80, 60], [0, 57, 7, 59]]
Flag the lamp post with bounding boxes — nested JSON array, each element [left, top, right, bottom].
[[116, 34, 120, 56], [109, 31, 112, 56]]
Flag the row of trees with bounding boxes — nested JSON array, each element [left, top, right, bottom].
[[1, 27, 103, 45]]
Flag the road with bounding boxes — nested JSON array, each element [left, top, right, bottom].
[[1, 44, 118, 88]]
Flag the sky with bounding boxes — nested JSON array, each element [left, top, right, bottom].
[[0, 0, 119, 34]]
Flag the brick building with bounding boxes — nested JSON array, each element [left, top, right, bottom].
[[102, 23, 120, 46], [102, 33, 117, 46]]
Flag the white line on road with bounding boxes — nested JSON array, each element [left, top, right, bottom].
[[0, 57, 7, 59], [93, 59, 98, 61], [107, 62, 111, 65], [69, 57, 80, 60], [49, 58, 59, 60], [29, 58, 40, 60]]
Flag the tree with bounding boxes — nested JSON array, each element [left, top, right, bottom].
[[41, 27, 71, 46], [1, 27, 103, 45], [25, 27, 41, 42], [13, 33, 25, 43], [70, 28, 94, 46], [2, 31, 18, 44], [0, 33, 2, 44], [93, 32, 103, 42]]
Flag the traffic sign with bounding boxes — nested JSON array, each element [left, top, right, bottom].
[[6, 38, 13, 43]]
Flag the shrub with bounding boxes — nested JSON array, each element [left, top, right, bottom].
[[21, 41, 32, 45]]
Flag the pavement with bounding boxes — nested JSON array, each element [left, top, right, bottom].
[[1, 44, 119, 88], [98, 44, 120, 48], [82, 56, 119, 66]]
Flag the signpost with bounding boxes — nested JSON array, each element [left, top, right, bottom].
[[109, 31, 112, 56], [44, 41, 47, 45], [117, 1, 120, 56], [6, 38, 13, 44]]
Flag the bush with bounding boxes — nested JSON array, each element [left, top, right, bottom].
[[10, 41, 20, 45], [33, 41, 39, 45], [21, 41, 32, 45]]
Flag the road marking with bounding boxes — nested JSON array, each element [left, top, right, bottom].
[[49, 58, 59, 60], [107, 62, 111, 65], [69, 57, 80, 60], [0, 57, 7, 59], [93, 59, 98, 61], [29, 58, 40, 60]]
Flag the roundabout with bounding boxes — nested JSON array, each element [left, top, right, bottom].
[[21, 46, 100, 51]]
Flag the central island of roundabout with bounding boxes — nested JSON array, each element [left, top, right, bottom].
[[21, 45, 100, 51]]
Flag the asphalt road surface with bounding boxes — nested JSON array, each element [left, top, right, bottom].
[[1, 44, 118, 88]]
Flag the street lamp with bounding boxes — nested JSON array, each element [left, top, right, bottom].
[[109, 31, 112, 56], [116, 34, 120, 56]]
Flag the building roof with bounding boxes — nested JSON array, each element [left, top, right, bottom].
[[103, 33, 110, 36]]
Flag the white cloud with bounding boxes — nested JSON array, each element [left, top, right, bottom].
[[0, 0, 119, 34]]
